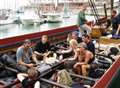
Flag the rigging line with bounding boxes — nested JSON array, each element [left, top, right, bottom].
[[88, 0, 99, 24], [91, 0, 104, 28], [88, 0, 98, 23], [89, 0, 99, 23], [88, 0, 103, 35], [89, 0, 103, 28], [91, 0, 100, 19]]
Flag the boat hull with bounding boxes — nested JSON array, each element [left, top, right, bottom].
[[0, 19, 14, 25]]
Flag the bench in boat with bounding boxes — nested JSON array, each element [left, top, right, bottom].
[[99, 37, 120, 44]]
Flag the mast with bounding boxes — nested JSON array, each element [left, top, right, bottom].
[[63, 0, 69, 18], [119, 0, 120, 13], [103, 3, 107, 18], [111, 0, 114, 18]]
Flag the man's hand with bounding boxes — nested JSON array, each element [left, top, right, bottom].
[[43, 51, 51, 57], [27, 63, 35, 68], [116, 27, 120, 35], [61, 59, 67, 63], [73, 62, 83, 68]]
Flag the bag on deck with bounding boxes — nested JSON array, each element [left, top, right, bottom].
[[54, 69, 73, 88]]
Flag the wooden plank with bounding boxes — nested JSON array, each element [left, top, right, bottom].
[[99, 37, 120, 44]]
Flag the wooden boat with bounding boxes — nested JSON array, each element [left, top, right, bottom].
[[0, 23, 120, 88], [0, 0, 120, 87], [0, 12, 120, 87], [0, 42, 119, 88]]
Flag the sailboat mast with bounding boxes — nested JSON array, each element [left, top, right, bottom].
[[111, 0, 114, 18], [104, 3, 107, 18]]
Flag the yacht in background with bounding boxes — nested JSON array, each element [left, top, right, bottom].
[[42, 12, 62, 23], [0, 9, 15, 25], [19, 9, 45, 25]]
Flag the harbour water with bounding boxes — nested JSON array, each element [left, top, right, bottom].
[[0, 0, 119, 39], [0, 15, 95, 39]]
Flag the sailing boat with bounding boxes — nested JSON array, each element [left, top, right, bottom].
[[86, 0, 119, 16], [0, 0, 18, 26], [19, 0, 45, 25], [43, 0, 62, 23], [20, 9, 42, 25], [0, 10, 15, 25]]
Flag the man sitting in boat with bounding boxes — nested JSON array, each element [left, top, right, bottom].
[[16, 39, 37, 72], [111, 10, 120, 36], [73, 42, 94, 76], [17, 67, 40, 88], [82, 34, 95, 55], [34, 35, 51, 62]]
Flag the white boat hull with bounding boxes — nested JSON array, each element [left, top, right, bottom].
[[0, 19, 14, 25], [42, 13, 62, 23], [21, 19, 35, 25], [21, 18, 45, 25]]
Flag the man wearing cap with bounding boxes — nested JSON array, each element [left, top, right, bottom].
[[16, 39, 37, 72], [73, 42, 94, 76]]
